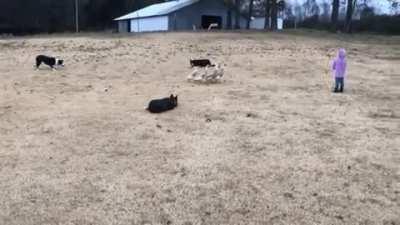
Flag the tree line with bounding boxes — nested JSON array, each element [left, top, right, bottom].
[[229, 0, 399, 33], [0, 0, 399, 34], [0, 0, 163, 34]]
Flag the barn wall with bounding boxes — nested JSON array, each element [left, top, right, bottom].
[[277, 18, 283, 30], [230, 14, 247, 29], [168, 0, 233, 30], [118, 20, 129, 33], [249, 18, 284, 30], [130, 16, 169, 32], [250, 18, 265, 30]]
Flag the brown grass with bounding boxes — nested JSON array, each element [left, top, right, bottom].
[[0, 31, 399, 225]]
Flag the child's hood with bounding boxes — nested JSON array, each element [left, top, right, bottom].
[[338, 48, 346, 59]]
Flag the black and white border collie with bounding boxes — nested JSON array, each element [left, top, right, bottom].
[[35, 55, 64, 70]]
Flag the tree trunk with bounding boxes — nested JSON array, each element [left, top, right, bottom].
[[235, 0, 241, 29], [331, 0, 339, 31], [264, 0, 270, 29], [246, 0, 254, 29], [345, 0, 356, 33], [270, 0, 278, 30]]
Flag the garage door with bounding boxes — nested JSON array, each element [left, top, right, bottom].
[[130, 16, 169, 32], [201, 15, 222, 29]]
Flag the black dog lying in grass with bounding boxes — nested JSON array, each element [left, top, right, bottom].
[[190, 58, 214, 67], [146, 95, 178, 113]]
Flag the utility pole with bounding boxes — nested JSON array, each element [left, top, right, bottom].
[[75, 0, 79, 32]]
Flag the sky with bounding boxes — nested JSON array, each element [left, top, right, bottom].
[[287, 0, 395, 14]]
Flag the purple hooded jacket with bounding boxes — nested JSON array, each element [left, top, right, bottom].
[[332, 49, 347, 78]]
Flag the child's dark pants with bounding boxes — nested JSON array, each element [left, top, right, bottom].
[[334, 77, 344, 92]]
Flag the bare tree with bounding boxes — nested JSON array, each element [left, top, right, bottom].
[[234, 0, 241, 28], [247, 0, 255, 29], [284, 2, 294, 19], [264, 0, 271, 29], [387, 0, 400, 14], [331, 0, 340, 30], [264, 0, 284, 30], [294, 2, 305, 23], [303, 0, 319, 17], [270, 0, 278, 30], [345, 0, 357, 33], [321, 1, 331, 22]]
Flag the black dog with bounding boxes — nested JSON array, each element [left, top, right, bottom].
[[146, 95, 178, 113], [35, 55, 64, 70], [190, 58, 214, 67]]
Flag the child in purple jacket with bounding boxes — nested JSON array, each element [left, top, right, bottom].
[[332, 48, 347, 93]]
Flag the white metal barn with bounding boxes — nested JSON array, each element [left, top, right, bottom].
[[114, 0, 284, 33], [114, 0, 194, 32], [114, 0, 246, 33]]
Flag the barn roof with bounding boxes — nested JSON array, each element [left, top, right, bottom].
[[114, 0, 200, 21]]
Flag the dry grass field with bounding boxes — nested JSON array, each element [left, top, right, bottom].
[[0, 30, 399, 225]]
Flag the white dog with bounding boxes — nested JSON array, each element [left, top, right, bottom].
[[187, 64, 224, 83]]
